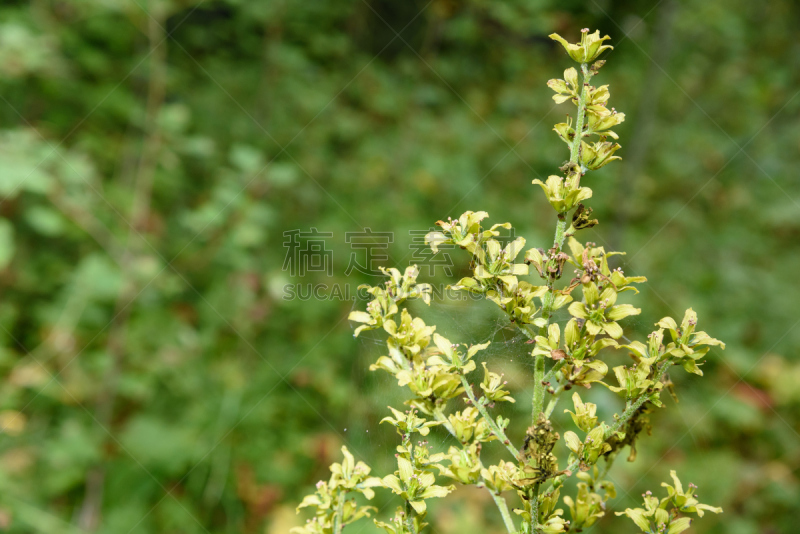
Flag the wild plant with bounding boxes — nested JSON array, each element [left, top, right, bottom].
[[293, 29, 724, 534]]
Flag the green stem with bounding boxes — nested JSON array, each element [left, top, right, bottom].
[[459, 376, 519, 458], [607, 360, 672, 437], [569, 64, 593, 165], [544, 385, 566, 419], [543, 359, 570, 418], [538, 218, 567, 326], [515, 322, 537, 341], [404, 500, 417, 534], [538, 65, 595, 337], [333, 493, 346, 534], [531, 352, 546, 426], [543, 359, 567, 384], [432, 406, 457, 437], [530, 65, 593, 534], [597, 451, 618, 481], [514, 60, 604, 534], [532, 63, 594, 415], [539, 64, 595, 334], [491, 491, 517, 534]]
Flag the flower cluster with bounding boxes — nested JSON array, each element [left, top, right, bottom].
[[380, 407, 455, 531], [348, 266, 432, 336], [550, 29, 613, 64], [292, 447, 382, 534], [295, 29, 725, 534], [563, 468, 616, 531], [616, 471, 722, 534]]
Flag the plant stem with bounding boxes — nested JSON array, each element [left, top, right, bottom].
[[404, 500, 417, 534], [491, 491, 517, 534], [544, 385, 566, 419], [530, 63, 593, 534], [333, 493, 346, 534], [543, 359, 567, 384], [533, 64, 594, 410], [432, 406, 458, 437], [543, 359, 569, 418], [459, 376, 519, 458], [531, 352, 546, 427], [608, 360, 672, 437], [569, 64, 593, 165], [597, 451, 617, 481], [538, 64, 595, 336], [515, 322, 536, 340]]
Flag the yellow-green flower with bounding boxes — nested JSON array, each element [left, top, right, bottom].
[[532, 175, 593, 213], [567, 282, 640, 339], [383, 456, 454, 513], [550, 29, 613, 64]]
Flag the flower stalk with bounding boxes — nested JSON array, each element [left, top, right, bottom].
[[460, 375, 519, 458], [333, 496, 345, 534], [491, 492, 516, 534]]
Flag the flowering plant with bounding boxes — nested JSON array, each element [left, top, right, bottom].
[[294, 29, 723, 534]]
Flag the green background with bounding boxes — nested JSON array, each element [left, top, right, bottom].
[[0, 0, 797, 532]]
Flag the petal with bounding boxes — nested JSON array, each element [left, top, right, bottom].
[[585, 320, 602, 336], [505, 237, 527, 261], [565, 319, 580, 347], [397, 457, 414, 483], [564, 67, 578, 88], [667, 518, 692, 534], [467, 341, 491, 358], [564, 431, 582, 454], [382, 474, 403, 494], [418, 484, 453, 500], [507, 263, 529, 276], [568, 301, 588, 319], [409, 500, 427, 514], [669, 470, 683, 495], [603, 321, 624, 339], [433, 333, 453, 357], [616, 508, 651, 532], [348, 311, 373, 324], [606, 304, 641, 322], [599, 286, 617, 306], [583, 283, 600, 305]]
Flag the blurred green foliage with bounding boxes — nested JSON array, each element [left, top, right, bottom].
[[0, 0, 798, 533]]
